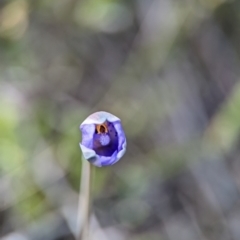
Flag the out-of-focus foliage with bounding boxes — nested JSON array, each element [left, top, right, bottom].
[[1, 0, 240, 239]]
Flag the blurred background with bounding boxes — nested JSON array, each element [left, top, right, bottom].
[[1, 0, 240, 239]]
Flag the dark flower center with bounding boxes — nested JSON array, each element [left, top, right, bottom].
[[93, 121, 118, 156]]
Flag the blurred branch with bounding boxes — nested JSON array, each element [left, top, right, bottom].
[[203, 81, 240, 153]]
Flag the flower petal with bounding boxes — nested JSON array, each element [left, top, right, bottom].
[[112, 121, 126, 151], [80, 124, 95, 149], [95, 151, 118, 167], [79, 144, 119, 167], [81, 111, 120, 125], [117, 140, 127, 159], [79, 143, 96, 161]]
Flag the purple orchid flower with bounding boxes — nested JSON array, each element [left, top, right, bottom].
[[79, 111, 127, 167]]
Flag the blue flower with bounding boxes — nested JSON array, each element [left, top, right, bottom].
[[79, 111, 127, 167]]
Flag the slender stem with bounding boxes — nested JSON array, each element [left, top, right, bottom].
[[77, 156, 93, 240]]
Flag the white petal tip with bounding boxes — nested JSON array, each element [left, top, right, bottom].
[[79, 143, 96, 160]]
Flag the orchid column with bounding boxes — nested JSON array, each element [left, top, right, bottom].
[[78, 111, 127, 239]]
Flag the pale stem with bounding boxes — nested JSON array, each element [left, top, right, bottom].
[[77, 156, 93, 240]]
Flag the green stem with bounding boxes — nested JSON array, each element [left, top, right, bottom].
[[77, 156, 93, 240]]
